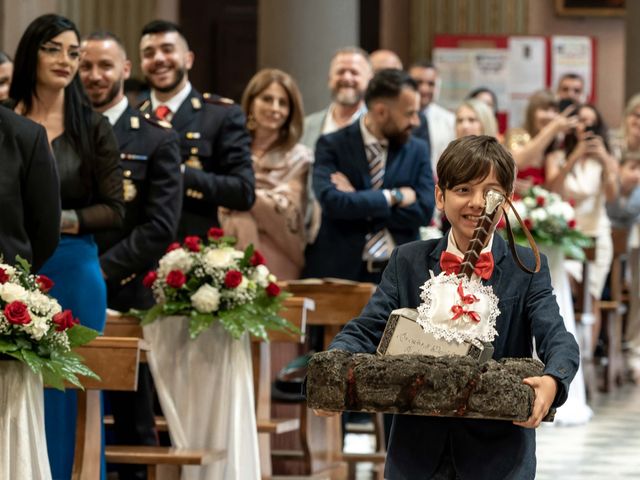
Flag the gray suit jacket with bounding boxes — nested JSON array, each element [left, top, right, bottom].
[[300, 108, 328, 150]]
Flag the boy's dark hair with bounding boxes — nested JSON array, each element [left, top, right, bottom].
[[437, 135, 515, 194], [140, 20, 188, 45], [364, 68, 417, 108]]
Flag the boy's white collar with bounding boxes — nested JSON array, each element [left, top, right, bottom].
[[446, 230, 494, 257]]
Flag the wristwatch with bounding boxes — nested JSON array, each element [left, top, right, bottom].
[[391, 188, 404, 206]]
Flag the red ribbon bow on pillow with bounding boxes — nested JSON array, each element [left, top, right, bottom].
[[440, 251, 494, 280], [451, 282, 480, 323]]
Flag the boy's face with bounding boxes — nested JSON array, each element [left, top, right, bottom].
[[435, 168, 509, 252]]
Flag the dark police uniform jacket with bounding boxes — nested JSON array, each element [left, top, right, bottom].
[[140, 87, 255, 238], [0, 106, 60, 271], [96, 105, 182, 310]]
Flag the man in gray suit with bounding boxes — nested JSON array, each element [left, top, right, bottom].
[[300, 47, 372, 150]]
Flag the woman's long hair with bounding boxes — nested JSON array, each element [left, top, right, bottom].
[[564, 104, 610, 156], [10, 14, 93, 164], [241, 68, 305, 152]]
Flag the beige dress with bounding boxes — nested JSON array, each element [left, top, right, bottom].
[[562, 156, 613, 299], [220, 143, 313, 280]]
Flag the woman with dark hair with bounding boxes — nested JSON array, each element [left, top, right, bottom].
[[9, 14, 123, 479], [546, 103, 618, 349], [220, 68, 314, 279]]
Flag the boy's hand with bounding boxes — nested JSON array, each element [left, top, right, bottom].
[[512, 374, 558, 429], [313, 408, 339, 417]]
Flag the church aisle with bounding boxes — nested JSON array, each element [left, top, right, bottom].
[[536, 384, 640, 479]]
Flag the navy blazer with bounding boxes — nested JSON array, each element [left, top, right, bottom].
[[0, 107, 60, 271], [330, 235, 580, 480], [96, 107, 182, 310], [304, 121, 434, 280], [139, 88, 255, 238]]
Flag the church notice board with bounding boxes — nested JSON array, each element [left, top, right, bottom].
[[432, 35, 596, 131]]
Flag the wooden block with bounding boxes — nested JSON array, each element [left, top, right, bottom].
[[307, 351, 546, 422], [105, 445, 225, 466]]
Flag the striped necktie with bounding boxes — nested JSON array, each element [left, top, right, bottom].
[[366, 142, 385, 189], [362, 142, 395, 265]]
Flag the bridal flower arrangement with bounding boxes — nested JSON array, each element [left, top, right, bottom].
[[506, 186, 592, 261], [0, 257, 99, 389], [138, 227, 295, 341]]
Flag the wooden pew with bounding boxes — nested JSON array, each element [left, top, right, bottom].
[[278, 280, 377, 479], [68, 336, 143, 480], [251, 296, 314, 477], [101, 314, 225, 478]]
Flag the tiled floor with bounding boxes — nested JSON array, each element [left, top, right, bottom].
[[536, 384, 640, 479], [348, 384, 640, 479]]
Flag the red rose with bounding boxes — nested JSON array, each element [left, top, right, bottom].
[[266, 282, 281, 297], [142, 271, 158, 288], [36, 274, 54, 293], [568, 219, 577, 229], [166, 270, 187, 289], [524, 218, 534, 230], [52, 309, 79, 332], [4, 301, 31, 325], [536, 195, 545, 207], [183, 235, 201, 252], [166, 242, 181, 253], [0, 268, 9, 284], [224, 270, 243, 288], [250, 250, 265, 266], [207, 227, 224, 240]]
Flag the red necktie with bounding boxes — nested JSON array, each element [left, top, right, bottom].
[[440, 251, 494, 280], [154, 105, 171, 120]]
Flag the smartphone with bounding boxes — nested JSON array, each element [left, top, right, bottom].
[[584, 124, 596, 135], [558, 98, 577, 116]]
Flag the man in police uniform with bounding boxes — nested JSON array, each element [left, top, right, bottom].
[[138, 20, 255, 238], [80, 32, 182, 480]]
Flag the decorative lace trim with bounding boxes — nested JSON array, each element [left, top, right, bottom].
[[416, 271, 500, 344]]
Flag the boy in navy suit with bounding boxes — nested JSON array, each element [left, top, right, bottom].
[[315, 135, 580, 479]]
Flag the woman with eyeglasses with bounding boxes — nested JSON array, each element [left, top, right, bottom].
[[9, 14, 123, 480]]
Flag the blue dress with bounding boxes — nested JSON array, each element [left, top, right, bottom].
[[40, 115, 123, 480]]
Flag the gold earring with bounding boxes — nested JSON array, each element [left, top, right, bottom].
[[247, 113, 257, 131]]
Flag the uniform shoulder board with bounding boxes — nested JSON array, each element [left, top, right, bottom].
[[142, 113, 172, 129], [202, 92, 235, 106], [137, 99, 151, 112]]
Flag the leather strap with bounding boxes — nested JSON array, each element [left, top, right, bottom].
[[501, 197, 541, 274]]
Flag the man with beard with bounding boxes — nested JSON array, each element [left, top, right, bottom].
[[408, 60, 455, 173], [80, 32, 182, 480], [303, 69, 434, 283], [300, 46, 372, 150], [137, 20, 255, 238]]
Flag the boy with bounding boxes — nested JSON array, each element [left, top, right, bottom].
[[315, 135, 579, 479]]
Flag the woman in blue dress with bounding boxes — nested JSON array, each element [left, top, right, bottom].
[[9, 14, 124, 480]]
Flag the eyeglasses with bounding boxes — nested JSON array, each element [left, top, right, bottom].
[[39, 43, 80, 61]]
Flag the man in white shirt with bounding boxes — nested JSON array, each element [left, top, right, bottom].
[[300, 46, 373, 150], [137, 20, 255, 238], [80, 32, 182, 480], [408, 60, 455, 174]]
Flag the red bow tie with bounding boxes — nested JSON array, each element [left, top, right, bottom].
[[440, 251, 494, 280], [154, 105, 171, 120]]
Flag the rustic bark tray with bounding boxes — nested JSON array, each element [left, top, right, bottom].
[[306, 350, 554, 422]]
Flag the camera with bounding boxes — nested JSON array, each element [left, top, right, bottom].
[[558, 98, 577, 116]]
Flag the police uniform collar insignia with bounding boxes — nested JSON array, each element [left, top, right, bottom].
[[139, 99, 151, 112], [130, 116, 140, 130], [191, 97, 202, 110]]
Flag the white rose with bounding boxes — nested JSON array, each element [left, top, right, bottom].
[[203, 247, 237, 269], [190, 284, 221, 313], [0, 264, 16, 277], [237, 276, 249, 291], [530, 208, 548, 223], [0, 283, 28, 303], [22, 314, 49, 341], [561, 202, 575, 222], [27, 291, 55, 315], [523, 196, 537, 209], [251, 264, 270, 287], [158, 248, 193, 277]]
